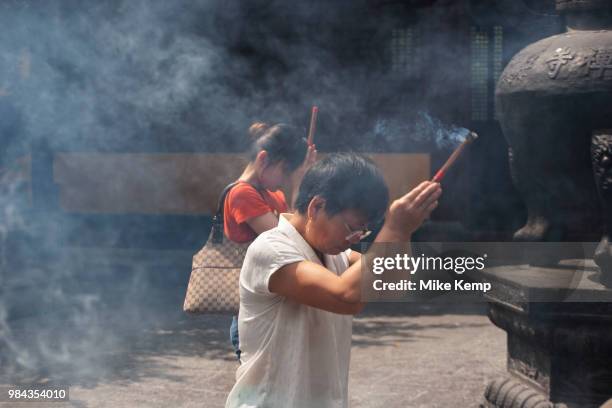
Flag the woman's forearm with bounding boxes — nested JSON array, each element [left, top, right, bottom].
[[338, 225, 412, 304]]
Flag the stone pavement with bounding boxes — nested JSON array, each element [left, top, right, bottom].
[[0, 303, 506, 408]]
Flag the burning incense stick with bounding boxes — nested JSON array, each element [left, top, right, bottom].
[[307, 106, 318, 146], [432, 131, 478, 183]]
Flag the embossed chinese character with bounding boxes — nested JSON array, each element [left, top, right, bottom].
[[589, 49, 612, 79], [546, 47, 574, 79], [573, 49, 597, 77]]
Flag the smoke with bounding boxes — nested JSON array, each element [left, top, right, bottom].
[[370, 111, 472, 152], [0, 0, 241, 384], [416, 111, 472, 148], [1, 0, 489, 155], [0, 0, 244, 152]]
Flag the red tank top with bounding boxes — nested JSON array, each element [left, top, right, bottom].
[[223, 182, 287, 243]]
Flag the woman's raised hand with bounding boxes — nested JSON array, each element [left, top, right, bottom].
[[293, 144, 318, 181], [303, 143, 318, 171], [383, 181, 442, 241]]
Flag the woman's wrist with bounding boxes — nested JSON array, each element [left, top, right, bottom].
[[375, 224, 412, 243]]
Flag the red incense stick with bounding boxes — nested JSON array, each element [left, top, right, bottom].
[[432, 131, 478, 183], [307, 106, 318, 146]]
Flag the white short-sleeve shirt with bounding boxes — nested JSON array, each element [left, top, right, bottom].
[[225, 214, 353, 408]]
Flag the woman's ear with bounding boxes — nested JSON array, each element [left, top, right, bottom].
[[307, 196, 326, 220], [255, 150, 269, 168]]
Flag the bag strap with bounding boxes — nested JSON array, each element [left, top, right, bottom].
[[211, 180, 265, 244]]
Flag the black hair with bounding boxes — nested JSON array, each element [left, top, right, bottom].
[[295, 153, 389, 224], [248, 122, 308, 172]]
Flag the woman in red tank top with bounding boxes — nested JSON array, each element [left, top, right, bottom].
[[225, 122, 316, 361], [224, 122, 316, 243]]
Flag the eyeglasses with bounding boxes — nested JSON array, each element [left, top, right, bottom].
[[343, 222, 371, 241]]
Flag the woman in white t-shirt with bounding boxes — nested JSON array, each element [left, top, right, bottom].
[[226, 153, 442, 408]]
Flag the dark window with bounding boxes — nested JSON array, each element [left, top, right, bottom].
[[470, 27, 489, 121], [390, 27, 420, 79], [470, 25, 504, 121]]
